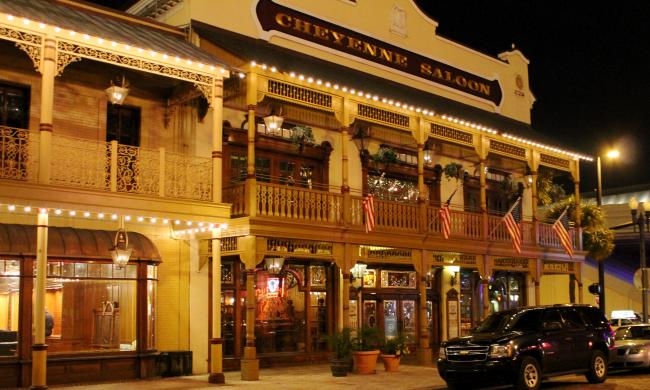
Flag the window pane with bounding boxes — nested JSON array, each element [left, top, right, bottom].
[[147, 280, 156, 350], [87, 263, 101, 278], [126, 265, 137, 279], [74, 263, 87, 278], [61, 263, 74, 277], [46, 279, 137, 354], [0, 276, 19, 356]]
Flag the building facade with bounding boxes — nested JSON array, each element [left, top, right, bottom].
[[0, 0, 591, 386]]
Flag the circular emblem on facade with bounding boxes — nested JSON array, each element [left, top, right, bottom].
[[515, 74, 524, 90]]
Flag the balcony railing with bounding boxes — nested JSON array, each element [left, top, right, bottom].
[[256, 182, 343, 224], [1, 129, 212, 202]]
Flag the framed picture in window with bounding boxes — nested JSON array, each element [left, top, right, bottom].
[[221, 263, 233, 284], [310, 265, 326, 287]]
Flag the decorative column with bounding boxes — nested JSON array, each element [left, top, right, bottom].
[[481, 255, 491, 319], [479, 158, 488, 237], [341, 126, 351, 225], [32, 210, 49, 389], [245, 72, 258, 217], [208, 228, 224, 383], [417, 258, 432, 365], [38, 37, 56, 184], [417, 143, 427, 233], [241, 268, 259, 380], [212, 80, 224, 204]]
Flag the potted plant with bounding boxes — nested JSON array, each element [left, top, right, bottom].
[[442, 162, 464, 182], [372, 146, 399, 167], [290, 125, 315, 151], [328, 327, 352, 377], [380, 333, 410, 372], [351, 326, 381, 374]]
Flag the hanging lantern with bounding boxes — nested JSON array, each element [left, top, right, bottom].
[[264, 257, 285, 275], [105, 75, 129, 105], [263, 114, 284, 130], [110, 223, 132, 269]]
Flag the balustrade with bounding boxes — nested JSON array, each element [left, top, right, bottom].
[[0, 126, 38, 181], [256, 182, 343, 223], [223, 183, 246, 216]]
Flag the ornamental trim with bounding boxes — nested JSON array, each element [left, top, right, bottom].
[[430, 123, 473, 145], [0, 26, 43, 72], [540, 153, 570, 170], [490, 139, 526, 159]]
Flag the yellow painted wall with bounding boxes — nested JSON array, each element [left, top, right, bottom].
[[172, 0, 533, 124]]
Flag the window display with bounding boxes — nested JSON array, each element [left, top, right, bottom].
[[0, 260, 19, 356]]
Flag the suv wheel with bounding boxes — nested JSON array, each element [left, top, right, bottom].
[[586, 350, 607, 383], [515, 356, 541, 390]]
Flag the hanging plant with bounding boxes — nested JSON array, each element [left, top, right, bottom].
[[442, 162, 464, 182], [500, 176, 521, 200], [372, 146, 398, 165], [290, 125, 315, 146]]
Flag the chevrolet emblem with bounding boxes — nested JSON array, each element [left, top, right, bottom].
[[460, 350, 469, 355]]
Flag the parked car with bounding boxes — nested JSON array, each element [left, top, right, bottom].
[[437, 304, 615, 390], [609, 310, 642, 330], [610, 324, 650, 369]]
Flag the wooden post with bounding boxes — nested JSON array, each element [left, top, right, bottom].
[[38, 37, 55, 185], [417, 143, 427, 233], [245, 72, 258, 217], [212, 80, 224, 204], [241, 268, 259, 380], [479, 158, 488, 238], [341, 126, 351, 225], [208, 228, 224, 383], [418, 265, 432, 364], [31, 211, 49, 389]]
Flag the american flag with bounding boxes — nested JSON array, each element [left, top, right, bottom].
[[363, 194, 375, 233], [439, 189, 458, 239], [502, 197, 522, 254], [553, 207, 574, 258]]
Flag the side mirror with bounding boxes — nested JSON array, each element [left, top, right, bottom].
[[543, 321, 562, 331]]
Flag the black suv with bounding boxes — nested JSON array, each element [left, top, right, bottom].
[[437, 304, 615, 390]]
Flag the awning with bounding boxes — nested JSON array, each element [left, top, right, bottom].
[[0, 224, 161, 262], [0, 0, 223, 68]]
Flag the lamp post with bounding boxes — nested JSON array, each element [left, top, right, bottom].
[[595, 149, 619, 312], [628, 197, 649, 322]]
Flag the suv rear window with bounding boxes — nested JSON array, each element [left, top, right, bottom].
[[508, 309, 542, 332], [581, 307, 609, 328]]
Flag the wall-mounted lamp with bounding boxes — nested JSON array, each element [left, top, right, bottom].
[[106, 75, 129, 105], [110, 216, 132, 269], [350, 262, 367, 289], [264, 257, 285, 275], [352, 126, 371, 163], [263, 114, 284, 130], [448, 265, 460, 286]]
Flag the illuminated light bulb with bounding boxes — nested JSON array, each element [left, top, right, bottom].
[[194, 228, 199, 233], [124, 215, 131, 221], [422, 110, 429, 115], [175, 56, 180, 62], [187, 221, 193, 226], [163, 54, 169, 59], [341, 87, 348, 92], [307, 77, 313, 83], [200, 228, 206, 233], [98, 38, 104, 44], [220, 223, 229, 229], [325, 82, 331, 87], [388, 100, 394, 105], [39, 208, 48, 214], [208, 223, 215, 229], [459, 120, 466, 125], [124, 45, 131, 50], [7, 15, 14, 21], [112, 214, 118, 220], [39, 23, 46, 29], [55, 27, 61, 32], [150, 51, 156, 56], [238, 72, 245, 79], [22, 18, 30, 25], [349, 89, 356, 94], [395, 102, 401, 107], [163, 219, 169, 224], [151, 218, 157, 223], [84, 212, 91, 217], [271, 66, 277, 72], [24, 206, 32, 213], [69, 30, 76, 36], [298, 74, 305, 80], [251, 61, 257, 67], [175, 220, 181, 225], [373, 96, 379, 101], [186, 60, 193, 65], [289, 72, 296, 78], [333, 84, 339, 90], [69, 210, 77, 216], [55, 209, 62, 215], [382, 98, 387, 103], [137, 216, 144, 222], [261, 64, 267, 70], [316, 79, 322, 85], [137, 48, 143, 53], [416, 108, 421, 113], [111, 41, 116, 47], [83, 34, 89, 40], [8, 205, 15, 211], [98, 213, 105, 219], [198, 222, 204, 227]]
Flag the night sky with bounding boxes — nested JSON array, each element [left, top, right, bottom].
[[89, 0, 650, 195], [413, 1, 650, 196]]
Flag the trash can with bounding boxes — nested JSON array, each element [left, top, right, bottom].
[[157, 351, 192, 377]]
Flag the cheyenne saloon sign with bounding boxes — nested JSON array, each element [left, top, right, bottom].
[[256, 0, 503, 106]]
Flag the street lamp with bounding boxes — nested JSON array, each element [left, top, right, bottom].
[[628, 197, 649, 322], [595, 149, 619, 312]]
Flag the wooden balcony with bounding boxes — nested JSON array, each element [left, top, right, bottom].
[[0, 126, 212, 202], [224, 181, 582, 253]]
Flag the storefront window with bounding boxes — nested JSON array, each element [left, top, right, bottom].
[[43, 261, 138, 354], [459, 270, 480, 336], [0, 259, 19, 356], [489, 272, 525, 313]]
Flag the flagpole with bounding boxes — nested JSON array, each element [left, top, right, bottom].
[[488, 196, 521, 237]]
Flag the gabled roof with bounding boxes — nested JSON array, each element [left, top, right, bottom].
[[0, 0, 223, 67], [192, 20, 579, 152]]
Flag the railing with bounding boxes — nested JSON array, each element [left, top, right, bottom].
[[2, 130, 213, 202], [487, 214, 512, 242], [256, 182, 343, 223], [0, 126, 38, 181], [538, 222, 579, 250], [223, 183, 246, 216], [374, 198, 419, 231], [426, 206, 483, 238]]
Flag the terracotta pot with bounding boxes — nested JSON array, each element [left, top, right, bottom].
[[352, 350, 380, 374], [381, 354, 400, 372]]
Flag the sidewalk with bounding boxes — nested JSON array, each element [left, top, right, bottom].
[[50, 363, 447, 390]]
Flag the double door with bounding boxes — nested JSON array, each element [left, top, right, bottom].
[[362, 294, 417, 342]]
